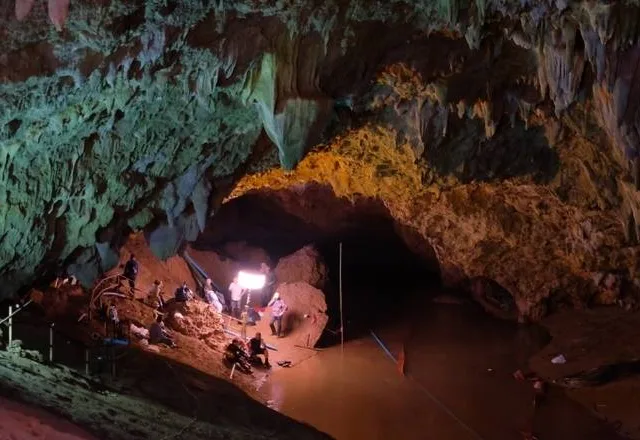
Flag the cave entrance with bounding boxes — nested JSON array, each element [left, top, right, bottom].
[[194, 184, 442, 345], [316, 224, 441, 343]]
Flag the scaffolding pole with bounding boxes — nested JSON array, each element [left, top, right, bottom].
[[339, 242, 344, 353]]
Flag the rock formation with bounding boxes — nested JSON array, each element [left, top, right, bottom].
[[275, 282, 329, 348], [275, 245, 328, 290], [2, 1, 640, 321]]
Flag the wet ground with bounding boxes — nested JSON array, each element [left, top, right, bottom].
[[266, 302, 628, 440]]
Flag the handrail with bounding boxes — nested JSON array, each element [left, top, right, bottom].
[[0, 300, 33, 327], [89, 274, 149, 317]]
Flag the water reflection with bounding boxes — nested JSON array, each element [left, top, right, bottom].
[[266, 303, 626, 440]]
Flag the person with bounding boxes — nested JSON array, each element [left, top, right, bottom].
[[224, 338, 251, 374], [148, 280, 164, 309], [268, 292, 287, 337], [149, 315, 176, 347], [205, 287, 223, 314], [228, 276, 244, 318], [249, 332, 271, 368], [175, 282, 193, 302], [123, 254, 139, 291], [107, 302, 120, 338]]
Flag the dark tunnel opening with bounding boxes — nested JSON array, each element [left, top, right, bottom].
[[193, 186, 442, 345]]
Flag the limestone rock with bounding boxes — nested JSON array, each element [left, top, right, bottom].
[[275, 246, 328, 289], [275, 282, 328, 348], [2, 0, 640, 328]]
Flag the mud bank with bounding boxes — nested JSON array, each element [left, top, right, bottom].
[[531, 309, 640, 439]]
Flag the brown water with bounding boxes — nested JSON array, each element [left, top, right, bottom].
[[266, 303, 628, 440]]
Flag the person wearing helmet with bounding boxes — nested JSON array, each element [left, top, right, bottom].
[[268, 292, 287, 337]]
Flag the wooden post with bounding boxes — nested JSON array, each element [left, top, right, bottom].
[[49, 323, 54, 362], [339, 242, 344, 353], [241, 309, 247, 340], [7, 305, 12, 344], [111, 346, 116, 378], [85, 349, 90, 375]]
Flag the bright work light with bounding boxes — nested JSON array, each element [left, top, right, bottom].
[[237, 271, 266, 290]]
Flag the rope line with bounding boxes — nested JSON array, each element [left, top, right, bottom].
[[370, 331, 485, 440]]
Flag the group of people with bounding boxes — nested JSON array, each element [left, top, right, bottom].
[[120, 255, 288, 370], [224, 331, 271, 373]]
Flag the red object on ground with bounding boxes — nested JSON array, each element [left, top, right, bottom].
[[513, 369, 526, 381]]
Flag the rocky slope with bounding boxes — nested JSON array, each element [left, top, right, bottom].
[[2, 1, 640, 320]]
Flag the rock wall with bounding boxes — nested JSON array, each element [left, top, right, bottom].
[[1, 0, 640, 321], [275, 245, 328, 290]]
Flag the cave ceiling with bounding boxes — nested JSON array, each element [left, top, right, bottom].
[[1, 0, 640, 319]]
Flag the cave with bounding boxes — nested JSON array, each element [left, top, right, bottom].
[[192, 184, 443, 342], [2, 1, 640, 439]]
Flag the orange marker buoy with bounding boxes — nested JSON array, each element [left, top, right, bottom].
[[397, 345, 406, 376]]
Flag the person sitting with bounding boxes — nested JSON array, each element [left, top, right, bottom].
[[149, 315, 176, 347], [249, 332, 271, 368], [246, 307, 261, 326], [224, 338, 251, 373], [175, 282, 193, 302], [205, 288, 223, 313]]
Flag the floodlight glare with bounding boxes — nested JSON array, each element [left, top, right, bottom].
[[237, 271, 266, 290]]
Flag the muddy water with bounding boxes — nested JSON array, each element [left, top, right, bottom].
[[266, 303, 627, 440]]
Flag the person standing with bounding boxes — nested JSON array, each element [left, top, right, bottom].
[[123, 254, 139, 292], [229, 276, 244, 318], [148, 280, 164, 309], [268, 292, 287, 337]]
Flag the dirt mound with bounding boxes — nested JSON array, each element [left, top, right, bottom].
[[28, 284, 86, 320], [165, 299, 225, 346], [275, 246, 327, 289], [276, 282, 329, 348], [109, 233, 197, 301]]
